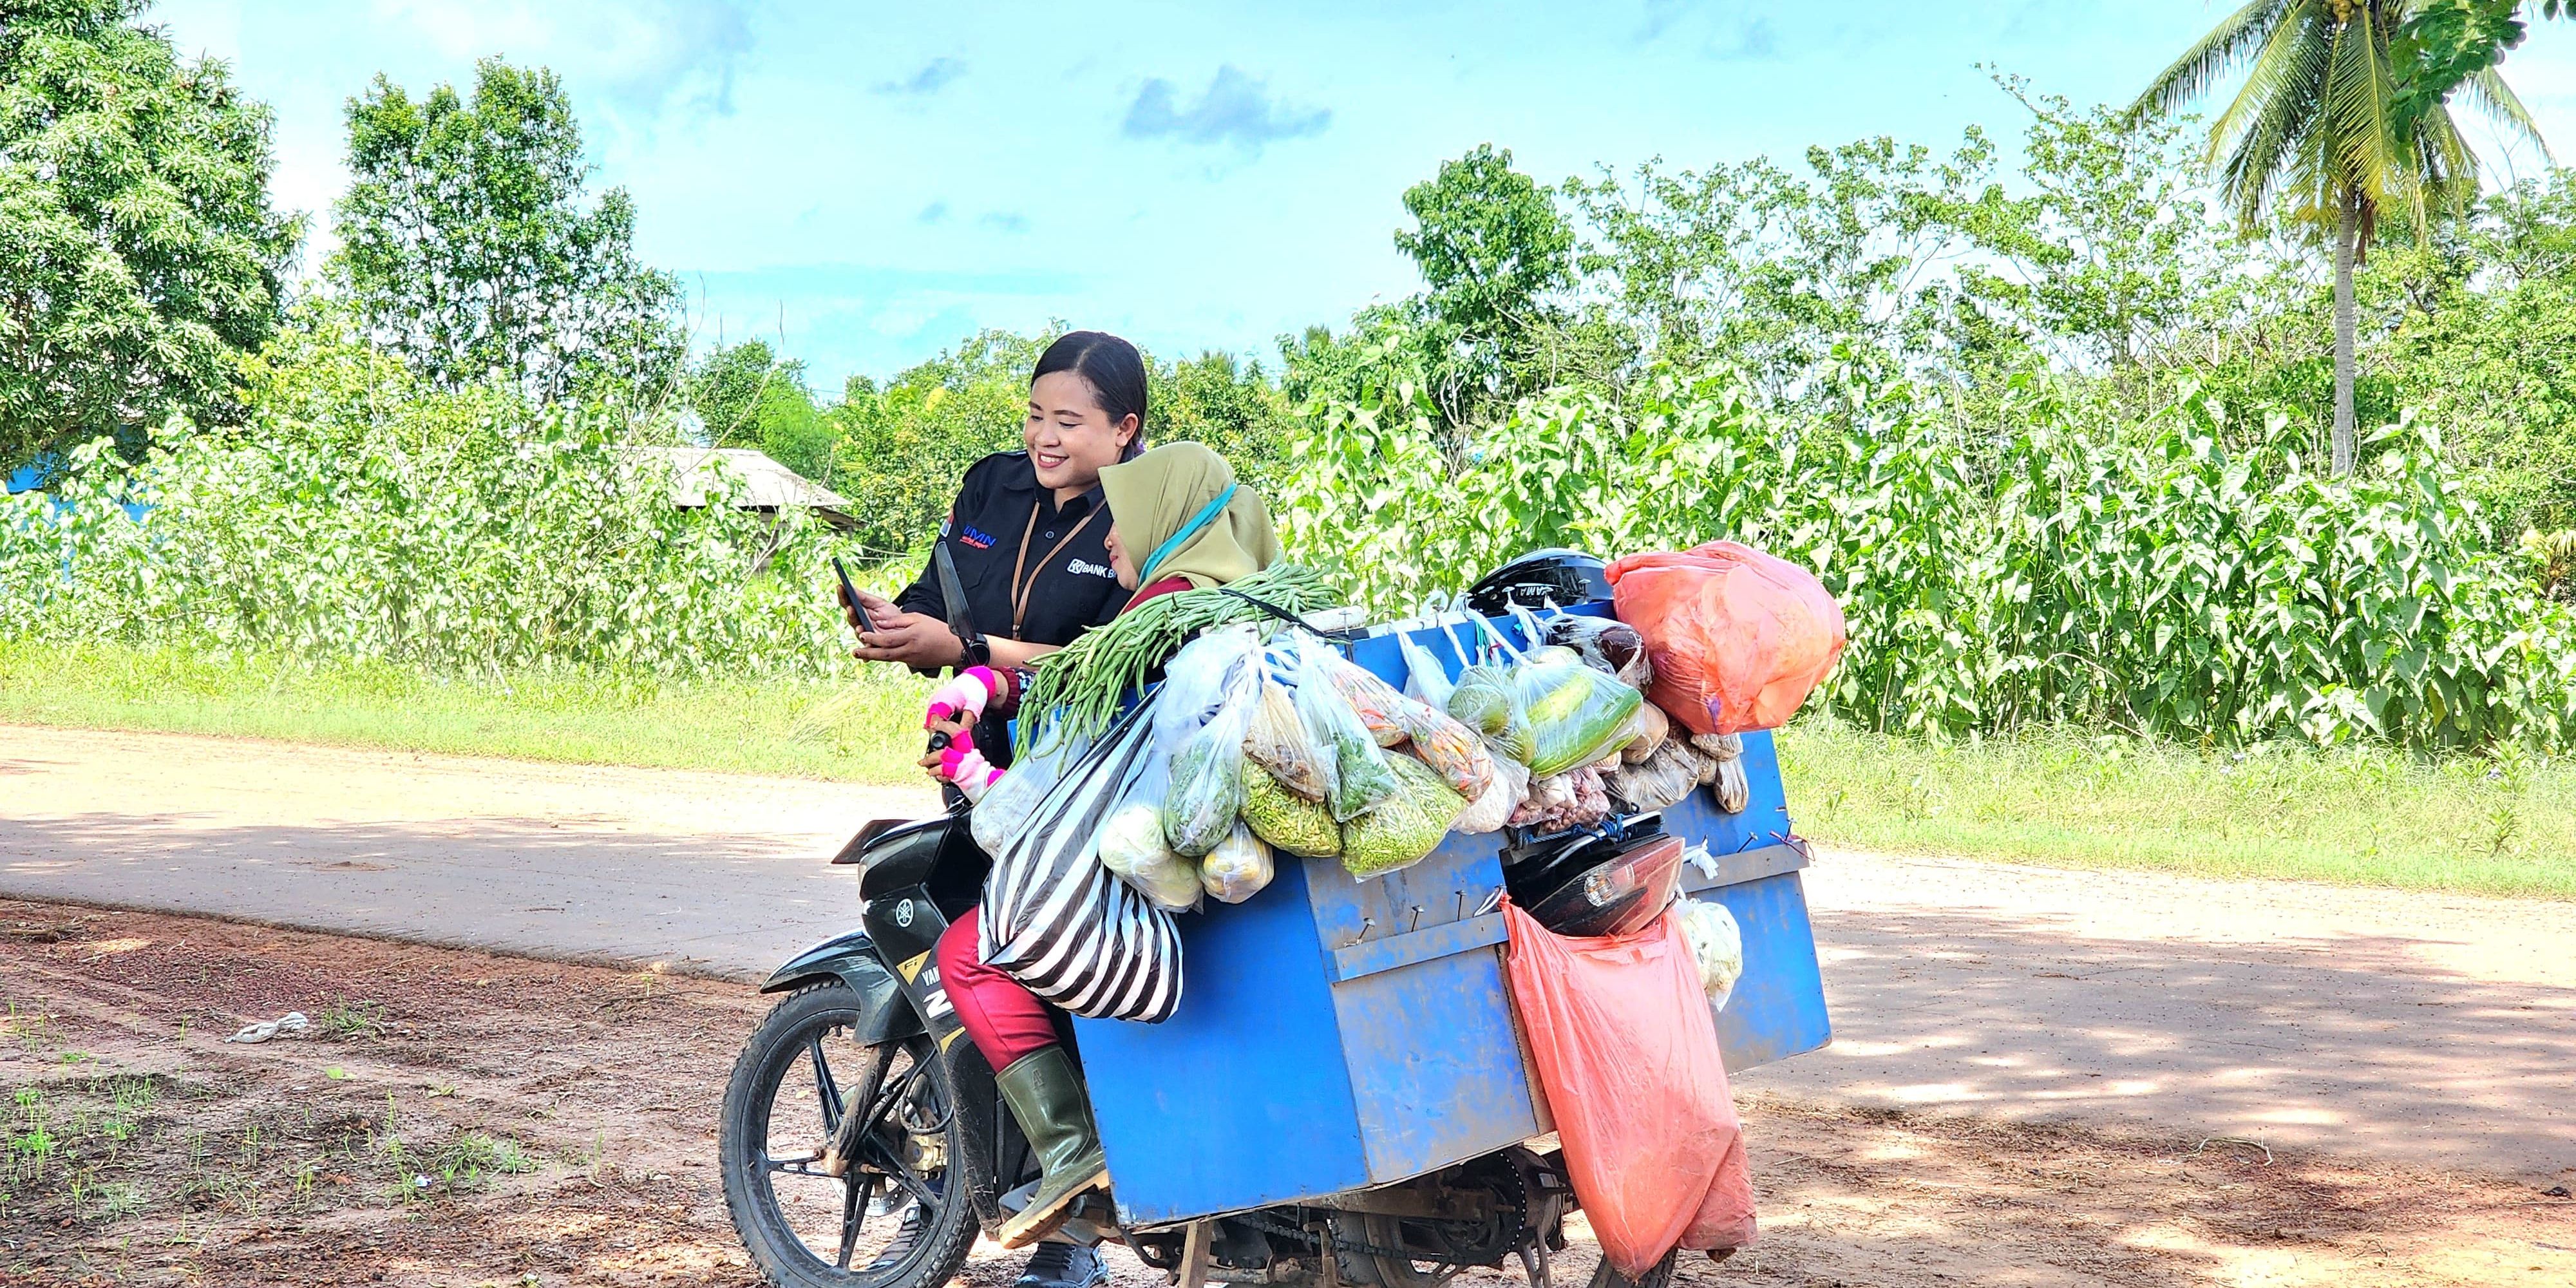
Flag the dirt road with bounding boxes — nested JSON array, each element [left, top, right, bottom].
[[3, 723, 2573, 1188], [6, 901, 2570, 1288]]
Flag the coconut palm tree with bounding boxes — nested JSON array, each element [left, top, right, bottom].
[[2134, 0, 2548, 474]]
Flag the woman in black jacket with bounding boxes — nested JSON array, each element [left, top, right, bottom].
[[842, 331, 1146, 769]]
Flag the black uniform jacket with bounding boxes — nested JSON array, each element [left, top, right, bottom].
[[895, 450, 1129, 760]]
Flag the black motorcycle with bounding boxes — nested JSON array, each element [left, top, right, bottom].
[[717, 797, 1681, 1288]]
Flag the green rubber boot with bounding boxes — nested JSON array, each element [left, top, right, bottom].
[[994, 1046, 1112, 1249]]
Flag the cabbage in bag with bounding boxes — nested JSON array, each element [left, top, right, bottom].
[[1447, 663, 1535, 764], [1241, 764, 1341, 857], [1676, 897, 1746, 1007], [1198, 820, 1276, 904], [1339, 752, 1467, 878], [1100, 799, 1204, 911]]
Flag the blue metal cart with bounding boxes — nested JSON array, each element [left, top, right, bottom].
[[1074, 605, 1830, 1227]]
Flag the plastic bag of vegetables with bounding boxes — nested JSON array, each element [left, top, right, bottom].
[[971, 719, 1088, 855], [1097, 754, 1203, 911], [1340, 752, 1468, 878], [1407, 712, 1497, 801], [1241, 764, 1341, 857], [1164, 678, 1255, 858], [1451, 749, 1529, 835], [1447, 663, 1535, 765], [1198, 820, 1276, 904], [1675, 897, 1745, 1007], [1293, 636, 1401, 821], [1510, 763, 1613, 831], [1242, 673, 1330, 800], [1540, 614, 1654, 689], [1606, 739, 1702, 811], [1512, 647, 1645, 777], [1152, 625, 1262, 757]]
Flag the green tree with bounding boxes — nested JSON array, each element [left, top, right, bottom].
[[332, 57, 681, 404], [1394, 144, 1576, 421], [2134, 0, 2546, 474], [0, 0, 299, 468]]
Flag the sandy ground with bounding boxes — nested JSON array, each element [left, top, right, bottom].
[[4, 901, 2570, 1288], [3, 723, 2573, 1193]]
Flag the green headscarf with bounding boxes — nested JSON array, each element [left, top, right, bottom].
[[1097, 442, 1283, 591]]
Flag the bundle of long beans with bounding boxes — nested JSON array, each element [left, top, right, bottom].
[[1014, 563, 1341, 753]]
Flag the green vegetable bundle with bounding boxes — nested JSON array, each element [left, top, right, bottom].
[[1016, 563, 1341, 754], [1340, 753, 1468, 878]]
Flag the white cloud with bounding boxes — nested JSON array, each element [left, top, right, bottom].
[[369, 0, 755, 117]]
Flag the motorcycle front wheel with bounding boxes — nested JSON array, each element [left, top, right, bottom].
[[720, 982, 977, 1288]]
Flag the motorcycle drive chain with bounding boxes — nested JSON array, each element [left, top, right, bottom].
[[1236, 1209, 1412, 1263]]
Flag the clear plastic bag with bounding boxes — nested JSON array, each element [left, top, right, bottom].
[[1451, 747, 1529, 835], [1153, 625, 1263, 757], [1313, 647, 1422, 750], [1244, 673, 1330, 800], [1338, 752, 1467, 878], [1100, 796, 1204, 911], [1293, 636, 1400, 822], [1163, 677, 1255, 858], [1240, 763, 1342, 857], [1406, 709, 1497, 800], [1605, 739, 1702, 811], [1397, 630, 1456, 710], [1542, 614, 1654, 689], [1198, 820, 1276, 904], [1674, 897, 1745, 1007], [1510, 764, 1613, 831], [1511, 650, 1645, 777], [1447, 663, 1535, 765], [971, 723, 1088, 855], [1692, 732, 1749, 813], [1620, 703, 1670, 763]]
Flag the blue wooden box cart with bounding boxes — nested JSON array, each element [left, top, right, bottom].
[[1073, 603, 1832, 1229]]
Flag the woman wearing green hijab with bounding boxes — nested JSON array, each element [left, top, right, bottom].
[[927, 441, 1282, 1251]]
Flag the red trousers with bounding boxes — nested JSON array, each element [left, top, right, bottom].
[[936, 907, 1059, 1070]]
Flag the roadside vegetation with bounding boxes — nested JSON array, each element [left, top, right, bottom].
[[8, 3, 2576, 895]]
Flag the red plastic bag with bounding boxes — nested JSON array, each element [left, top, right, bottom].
[[1501, 904, 1756, 1276], [1605, 542, 1846, 736]]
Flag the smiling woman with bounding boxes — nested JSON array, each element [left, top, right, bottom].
[[837, 330, 1148, 765]]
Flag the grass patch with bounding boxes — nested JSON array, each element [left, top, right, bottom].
[[1779, 721, 2576, 899], [0, 639, 933, 783]]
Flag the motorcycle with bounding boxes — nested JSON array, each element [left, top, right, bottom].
[[717, 795, 1667, 1288]]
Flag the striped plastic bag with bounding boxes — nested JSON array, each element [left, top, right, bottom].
[[979, 696, 1186, 1023]]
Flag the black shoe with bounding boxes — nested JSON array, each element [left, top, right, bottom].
[[1014, 1240, 1108, 1288]]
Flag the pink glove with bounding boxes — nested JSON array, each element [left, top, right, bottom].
[[937, 744, 1005, 802], [924, 667, 1003, 729]]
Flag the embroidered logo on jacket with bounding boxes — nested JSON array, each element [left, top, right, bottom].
[[958, 526, 997, 550], [1067, 559, 1117, 579]]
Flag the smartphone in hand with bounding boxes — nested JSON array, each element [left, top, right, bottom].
[[832, 558, 876, 635]]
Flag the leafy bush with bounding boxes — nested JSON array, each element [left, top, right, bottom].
[[1, 415, 861, 679], [1280, 364, 2576, 750]]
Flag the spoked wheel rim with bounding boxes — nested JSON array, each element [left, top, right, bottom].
[[746, 1014, 956, 1284]]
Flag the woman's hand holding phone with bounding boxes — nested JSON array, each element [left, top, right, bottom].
[[849, 596, 967, 668]]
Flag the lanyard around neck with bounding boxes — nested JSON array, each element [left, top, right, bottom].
[[1008, 497, 1102, 638]]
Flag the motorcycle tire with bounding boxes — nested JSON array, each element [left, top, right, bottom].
[[721, 982, 977, 1288]]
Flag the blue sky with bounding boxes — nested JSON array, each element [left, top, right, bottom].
[[151, 1, 2576, 395]]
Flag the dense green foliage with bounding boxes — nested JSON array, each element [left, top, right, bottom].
[[0, 331, 857, 676], [1282, 362, 2575, 750], [334, 58, 681, 403], [0, 0, 299, 466]]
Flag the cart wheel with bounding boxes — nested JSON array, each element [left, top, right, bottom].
[[1359, 1214, 1463, 1288]]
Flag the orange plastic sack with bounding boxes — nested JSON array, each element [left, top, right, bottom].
[[1501, 904, 1756, 1277], [1605, 542, 1846, 736]]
